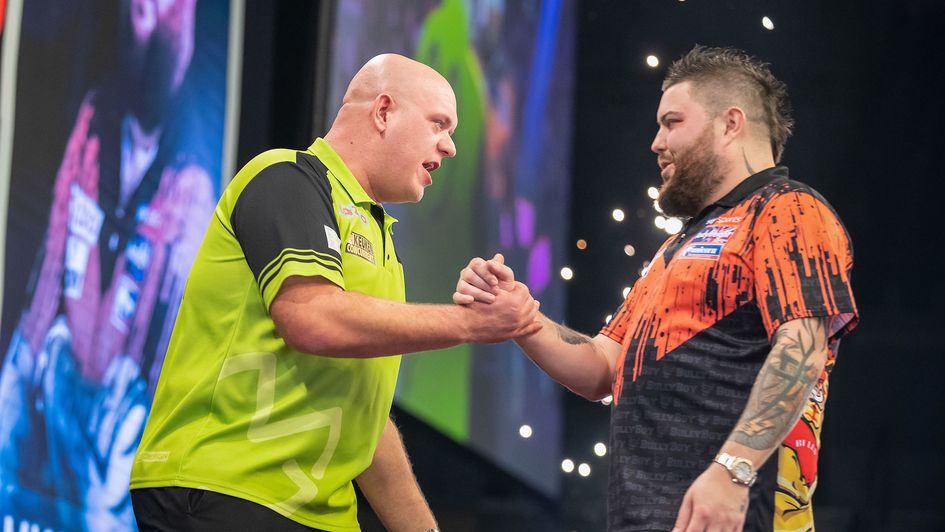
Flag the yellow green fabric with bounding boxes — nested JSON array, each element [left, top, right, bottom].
[[131, 139, 404, 531]]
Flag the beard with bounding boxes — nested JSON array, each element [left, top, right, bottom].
[[119, 15, 190, 132], [657, 125, 724, 218]]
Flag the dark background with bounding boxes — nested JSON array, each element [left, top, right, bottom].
[[239, 1, 944, 531]]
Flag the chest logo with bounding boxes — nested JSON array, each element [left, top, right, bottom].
[[339, 203, 369, 225], [345, 232, 375, 265], [679, 222, 740, 261]]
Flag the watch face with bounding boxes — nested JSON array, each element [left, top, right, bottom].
[[733, 461, 752, 481]]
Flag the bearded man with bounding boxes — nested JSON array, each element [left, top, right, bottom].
[[0, 1, 214, 529], [455, 45, 858, 532]]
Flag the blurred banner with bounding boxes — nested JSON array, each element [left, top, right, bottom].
[[327, 0, 575, 496], [0, 1, 239, 530]]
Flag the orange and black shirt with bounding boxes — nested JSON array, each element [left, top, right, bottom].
[[601, 166, 857, 532]]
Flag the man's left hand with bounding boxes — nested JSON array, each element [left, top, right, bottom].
[[671, 463, 749, 532]]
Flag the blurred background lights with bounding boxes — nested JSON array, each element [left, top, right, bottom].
[[561, 459, 575, 473], [578, 463, 591, 477], [624, 244, 636, 256], [605, 314, 612, 324], [654, 215, 667, 229], [646, 55, 659, 68], [601, 394, 614, 406], [622, 286, 631, 298], [612, 208, 625, 222], [594, 442, 607, 457], [653, 200, 663, 213], [519, 424, 533, 438], [762, 16, 775, 30], [576, 239, 587, 250], [665, 217, 684, 234], [560, 267, 574, 280], [647, 186, 659, 199]]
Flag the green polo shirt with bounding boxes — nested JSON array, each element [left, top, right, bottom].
[[131, 138, 404, 531]]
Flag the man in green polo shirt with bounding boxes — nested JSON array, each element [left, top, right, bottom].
[[129, 54, 541, 532]]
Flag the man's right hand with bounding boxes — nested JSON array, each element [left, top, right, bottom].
[[453, 253, 515, 305], [462, 280, 541, 343]]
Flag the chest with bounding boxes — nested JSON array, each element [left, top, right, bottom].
[[334, 202, 405, 303]]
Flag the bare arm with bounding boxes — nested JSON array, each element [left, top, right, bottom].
[[727, 316, 828, 454], [453, 255, 621, 400], [356, 418, 437, 532], [672, 317, 829, 532], [270, 275, 541, 358], [514, 318, 622, 401]]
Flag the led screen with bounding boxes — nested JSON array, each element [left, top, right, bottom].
[[327, 0, 575, 496], [0, 1, 237, 529]]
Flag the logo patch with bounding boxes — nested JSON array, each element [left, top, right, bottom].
[[680, 243, 723, 260], [339, 203, 369, 225], [691, 225, 737, 244], [324, 226, 341, 253], [345, 232, 375, 264]]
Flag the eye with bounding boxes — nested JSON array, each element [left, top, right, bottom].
[[433, 120, 445, 130]]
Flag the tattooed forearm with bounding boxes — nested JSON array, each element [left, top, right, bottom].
[[742, 148, 756, 175], [730, 317, 828, 450], [555, 323, 591, 345]]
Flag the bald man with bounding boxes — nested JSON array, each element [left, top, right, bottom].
[[129, 54, 541, 532]]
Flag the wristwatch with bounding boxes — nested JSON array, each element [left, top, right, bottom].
[[714, 452, 757, 487]]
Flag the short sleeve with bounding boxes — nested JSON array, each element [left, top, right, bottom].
[[231, 161, 345, 309], [753, 190, 858, 341]]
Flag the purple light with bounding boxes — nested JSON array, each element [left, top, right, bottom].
[[515, 198, 535, 246], [527, 236, 551, 294]]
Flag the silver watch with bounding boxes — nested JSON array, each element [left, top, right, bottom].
[[714, 452, 757, 487]]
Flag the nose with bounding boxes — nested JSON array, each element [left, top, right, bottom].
[[651, 128, 665, 155], [439, 134, 457, 158]]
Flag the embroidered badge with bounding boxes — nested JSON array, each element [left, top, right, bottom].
[[339, 203, 369, 225], [324, 225, 341, 253], [345, 232, 375, 264]]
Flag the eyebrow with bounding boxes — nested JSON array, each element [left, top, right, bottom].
[[438, 115, 457, 135], [658, 111, 681, 125]]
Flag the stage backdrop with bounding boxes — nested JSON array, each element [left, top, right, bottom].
[[326, 0, 576, 496], [0, 1, 241, 530]]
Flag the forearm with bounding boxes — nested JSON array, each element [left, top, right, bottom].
[[515, 314, 616, 401], [356, 419, 436, 532], [720, 317, 829, 464], [280, 288, 469, 357], [272, 276, 540, 358]]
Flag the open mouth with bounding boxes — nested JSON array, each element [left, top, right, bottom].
[[422, 161, 439, 172]]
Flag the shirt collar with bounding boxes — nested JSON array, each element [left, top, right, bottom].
[[713, 165, 788, 208], [307, 137, 375, 206]]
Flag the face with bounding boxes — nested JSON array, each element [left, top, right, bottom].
[[375, 79, 458, 203], [121, 0, 196, 128], [651, 82, 724, 218]]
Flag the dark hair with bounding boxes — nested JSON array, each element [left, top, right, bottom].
[[663, 45, 794, 162]]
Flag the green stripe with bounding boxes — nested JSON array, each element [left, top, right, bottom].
[[259, 248, 341, 286], [259, 251, 342, 294]]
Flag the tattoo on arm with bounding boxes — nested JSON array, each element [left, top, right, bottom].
[[555, 323, 591, 345], [730, 318, 828, 450], [742, 148, 756, 175]]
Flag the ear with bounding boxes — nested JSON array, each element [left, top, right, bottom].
[[372, 94, 394, 133], [720, 106, 748, 142]]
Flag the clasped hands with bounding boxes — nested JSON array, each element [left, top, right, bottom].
[[452, 254, 543, 343]]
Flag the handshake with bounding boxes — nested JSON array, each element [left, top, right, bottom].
[[450, 253, 544, 344]]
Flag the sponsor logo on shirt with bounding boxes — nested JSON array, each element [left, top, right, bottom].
[[680, 243, 723, 260], [65, 185, 105, 299], [324, 225, 341, 253], [345, 232, 375, 264], [679, 219, 741, 261], [339, 203, 369, 225]]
